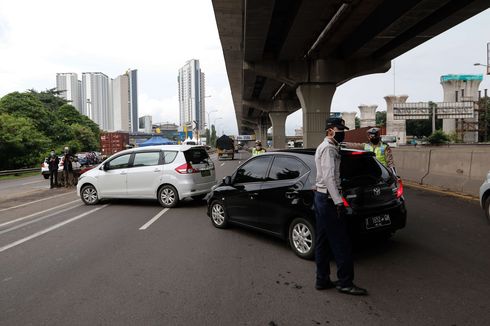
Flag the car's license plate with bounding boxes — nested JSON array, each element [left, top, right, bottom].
[[201, 170, 211, 177], [365, 214, 391, 230]]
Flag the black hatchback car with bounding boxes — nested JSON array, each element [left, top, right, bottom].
[[206, 149, 407, 260]]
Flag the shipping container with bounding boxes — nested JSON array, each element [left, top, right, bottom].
[[100, 132, 130, 155]]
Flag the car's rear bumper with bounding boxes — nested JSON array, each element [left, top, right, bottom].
[[177, 179, 217, 199], [347, 201, 407, 234]]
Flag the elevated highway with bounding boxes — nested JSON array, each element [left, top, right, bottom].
[[212, 0, 489, 147]]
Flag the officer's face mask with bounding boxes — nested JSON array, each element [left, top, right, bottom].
[[369, 135, 380, 144], [50, 151, 55, 156], [333, 130, 345, 143]]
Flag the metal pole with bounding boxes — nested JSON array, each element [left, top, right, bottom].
[[432, 102, 436, 134]]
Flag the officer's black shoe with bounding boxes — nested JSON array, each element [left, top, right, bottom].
[[315, 280, 338, 290], [336, 284, 368, 295]]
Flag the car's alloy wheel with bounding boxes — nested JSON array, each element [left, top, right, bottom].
[[81, 185, 99, 205], [289, 218, 315, 260], [158, 185, 179, 208], [211, 201, 228, 228]]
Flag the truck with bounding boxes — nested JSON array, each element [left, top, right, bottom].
[[100, 132, 130, 156], [216, 135, 235, 160]]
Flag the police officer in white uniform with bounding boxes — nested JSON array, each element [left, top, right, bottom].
[[314, 117, 367, 295]]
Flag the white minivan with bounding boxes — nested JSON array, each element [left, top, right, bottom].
[[76, 145, 216, 208]]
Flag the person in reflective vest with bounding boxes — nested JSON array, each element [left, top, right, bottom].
[[344, 127, 395, 173], [365, 128, 395, 171], [252, 141, 266, 156]]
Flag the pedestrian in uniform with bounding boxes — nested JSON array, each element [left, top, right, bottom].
[[252, 141, 266, 156], [314, 117, 367, 295], [62, 146, 73, 187], [48, 150, 59, 189]]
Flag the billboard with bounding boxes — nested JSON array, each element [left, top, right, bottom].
[[394, 102, 475, 120]]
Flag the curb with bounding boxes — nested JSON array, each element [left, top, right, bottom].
[[403, 180, 479, 202]]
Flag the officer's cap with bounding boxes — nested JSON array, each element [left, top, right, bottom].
[[367, 127, 380, 135], [325, 117, 349, 130]]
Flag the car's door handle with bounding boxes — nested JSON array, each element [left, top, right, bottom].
[[250, 192, 259, 199], [120, 171, 127, 175], [153, 168, 161, 172]]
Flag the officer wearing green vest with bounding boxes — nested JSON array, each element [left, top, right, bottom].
[[252, 140, 266, 156], [344, 127, 395, 173], [365, 127, 395, 172]]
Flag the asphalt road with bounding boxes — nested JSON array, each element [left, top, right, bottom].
[[0, 151, 489, 326]]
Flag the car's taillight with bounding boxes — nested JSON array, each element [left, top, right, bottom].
[[396, 179, 404, 198], [350, 151, 364, 155], [342, 197, 350, 207], [175, 163, 199, 174]]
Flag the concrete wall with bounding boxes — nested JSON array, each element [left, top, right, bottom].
[[392, 146, 490, 197]]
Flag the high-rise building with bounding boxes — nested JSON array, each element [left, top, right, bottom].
[[178, 59, 206, 132], [82, 72, 111, 131], [112, 69, 138, 132], [56, 73, 82, 112], [139, 115, 153, 133]]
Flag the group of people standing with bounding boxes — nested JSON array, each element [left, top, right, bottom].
[[48, 147, 74, 189]]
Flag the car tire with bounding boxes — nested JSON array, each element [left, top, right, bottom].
[[485, 196, 490, 224], [43, 174, 49, 179], [158, 185, 179, 208], [289, 217, 315, 260], [210, 200, 229, 229], [80, 184, 99, 205]]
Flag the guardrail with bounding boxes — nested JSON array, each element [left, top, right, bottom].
[[0, 168, 39, 177]]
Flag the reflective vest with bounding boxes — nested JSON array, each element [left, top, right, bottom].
[[252, 148, 266, 156], [364, 143, 387, 166]]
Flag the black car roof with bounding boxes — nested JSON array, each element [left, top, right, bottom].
[[275, 148, 375, 156]]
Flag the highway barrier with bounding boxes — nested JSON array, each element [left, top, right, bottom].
[[392, 146, 490, 197], [0, 168, 39, 177]]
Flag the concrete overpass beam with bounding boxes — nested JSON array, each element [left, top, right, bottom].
[[296, 83, 336, 148]]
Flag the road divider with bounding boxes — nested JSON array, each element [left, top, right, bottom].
[[139, 208, 169, 230], [0, 204, 109, 253]]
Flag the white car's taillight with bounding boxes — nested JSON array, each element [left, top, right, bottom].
[[175, 163, 199, 174]]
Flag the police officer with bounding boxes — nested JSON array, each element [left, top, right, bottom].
[[365, 128, 395, 174], [252, 141, 266, 156], [314, 117, 367, 295], [48, 150, 59, 189], [345, 127, 396, 174]]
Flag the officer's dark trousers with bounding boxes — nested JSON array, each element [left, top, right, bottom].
[[49, 170, 58, 188], [314, 192, 354, 287]]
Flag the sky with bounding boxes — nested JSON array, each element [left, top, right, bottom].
[[0, 1, 489, 136]]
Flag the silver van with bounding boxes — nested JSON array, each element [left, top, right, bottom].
[[77, 145, 216, 208]]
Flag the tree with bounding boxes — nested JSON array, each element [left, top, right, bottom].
[[427, 129, 450, 145], [27, 88, 67, 112], [355, 117, 360, 129], [205, 128, 210, 145], [210, 125, 217, 146], [376, 111, 386, 127], [0, 113, 50, 169], [69, 123, 99, 151]]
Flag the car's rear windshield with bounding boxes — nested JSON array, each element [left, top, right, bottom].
[[184, 148, 210, 164], [340, 155, 393, 186]]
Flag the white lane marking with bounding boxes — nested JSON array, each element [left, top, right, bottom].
[[0, 200, 80, 228], [220, 163, 225, 167], [0, 204, 109, 253], [139, 208, 169, 230], [0, 204, 83, 235], [21, 180, 45, 186], [0, 192, 75, 212]]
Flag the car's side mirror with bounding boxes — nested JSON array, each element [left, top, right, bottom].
[[102, 163, 109, 171], [223, 176, 232, 185]]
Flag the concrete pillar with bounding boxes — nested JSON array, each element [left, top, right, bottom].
[[296, 83, 336, 148], [384, 95, 408, 145], [268, 111, 288, 149], [359, 105, 377, 128], [441, 76, 482, 140], [341, 112, 357, 130]]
